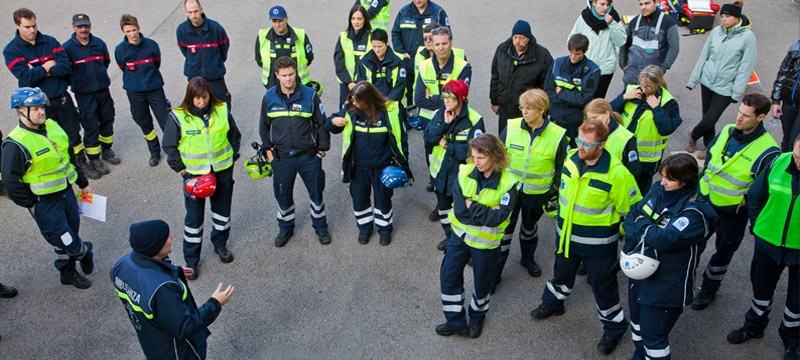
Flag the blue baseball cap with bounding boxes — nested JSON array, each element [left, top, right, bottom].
[[269, 6, 287, 20]]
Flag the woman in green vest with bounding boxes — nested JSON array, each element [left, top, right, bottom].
[[163, 77, 241, 280], [326, 81, 411, 246], [334, 5, 372, 109], [584, 99, 641, 179], [437, 133, 517, 339]]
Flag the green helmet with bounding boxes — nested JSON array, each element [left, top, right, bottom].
[[245, 156, 272, 179], [543, 195, 558, 221]]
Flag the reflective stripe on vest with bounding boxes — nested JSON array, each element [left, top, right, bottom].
[[448, 164, 517, 249], [416, 55, 469, 120], [557, 151, 630, 257], [620, 85, 675, 163], [362, 53, 403, 89], [258, 26, 309, 85], [429, 107, 481, 178], [699, 124, 778, 207], [360, 0, 391, 30], [174, 104, 233, 175], [341, 101, 403, 161], [338, 31, 371, 84], [7, 119, 78, 195], [753, 153, 800, 249], [504, 118, 566, 195], [414, 46, 465, 79]]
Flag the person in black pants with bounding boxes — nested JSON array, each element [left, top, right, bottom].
[[771, 40, 800, 153], [115, 14, 171, 167]]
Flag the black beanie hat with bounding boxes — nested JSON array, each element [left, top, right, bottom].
[[129, 220, 170, 257], [720, 3, 742, 18]]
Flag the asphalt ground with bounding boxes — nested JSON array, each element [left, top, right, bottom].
[[0, 0, 798, 358]]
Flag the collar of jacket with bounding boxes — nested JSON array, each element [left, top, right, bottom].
[[129, 251, 180, 274], [504, 36, 538, 64], [364, 46, 402, 67], [275, 82, 304, 101], [647, 181, 696, 216], [571, 149, 612, 174], [730, 121, 766, 143], [723, 14, 751, 35], [188, 13, 210, 33], [433, 52, 456, 72], [266, 25, 298, 43], [69, 32, 97, 47], [17, 119, 48, 135], [14, 30, 44, 46], [409, 3, 435, 17], [641, 9, 663, 23], [348, 27, 368, 41], [120, 34, 145, 47], [466, 164, 503, 190], [520, 116, 551, 137]]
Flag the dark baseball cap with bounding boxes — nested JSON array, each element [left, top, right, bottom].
[[269, 6, 287, 20], [72, 14, 91, 26]]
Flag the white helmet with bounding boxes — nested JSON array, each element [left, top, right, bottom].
[[619, 241, 660, 280]]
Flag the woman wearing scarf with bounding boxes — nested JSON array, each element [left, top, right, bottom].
[[569, 0, 626, 99]]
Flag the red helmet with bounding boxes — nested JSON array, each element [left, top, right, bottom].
[[184, 173, 217, 198]]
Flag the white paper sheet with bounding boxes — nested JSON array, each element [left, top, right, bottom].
[[77, 192, 107, 222], [688, 0, 712, 12]]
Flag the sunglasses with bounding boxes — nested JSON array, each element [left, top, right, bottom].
[[575, 138, 603, 149], [442, 95, 457, 101]]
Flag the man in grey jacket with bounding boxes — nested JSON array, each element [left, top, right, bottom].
[[618, 0, 679, 86]]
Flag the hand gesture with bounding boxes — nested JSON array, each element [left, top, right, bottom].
[[623, 88, 643, 101], [646, 94, 661, 109], [331, 116, 348, 127], [444, 109, 456, 124], [211, 282, 234, 306]]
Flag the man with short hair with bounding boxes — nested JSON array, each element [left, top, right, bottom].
[[111, 219, 234, 360], [177, 0, 232, 108], [63, 13, 118, 180], [255, 5, 314, 89], [490, 20, 553, 134], [2, 87, 94, 289], [260, 57, 331, 247], [726, 135, 799, 360], [619, 0, 680, 86], [530, 119, 641, 355], [692, 93, 781, 310], [544, 33, 600, 148], [391, 0, 449, 108], [3, 8, 83, 161]]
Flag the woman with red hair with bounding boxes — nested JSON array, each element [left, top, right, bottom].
[[423, 80, 486, 251]]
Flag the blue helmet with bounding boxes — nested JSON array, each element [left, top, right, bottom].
[[380, 166, 408, 189], [10, 87, 49, 109], [407, 116, 424, 131]]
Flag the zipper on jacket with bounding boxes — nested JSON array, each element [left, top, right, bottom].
[[782, 194, 797, 247]]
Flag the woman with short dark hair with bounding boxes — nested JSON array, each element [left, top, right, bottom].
[[622, 153, 718, 360]]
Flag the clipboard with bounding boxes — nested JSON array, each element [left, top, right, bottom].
[[77, 191, 107, 222]]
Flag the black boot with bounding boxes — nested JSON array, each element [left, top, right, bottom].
[[60, 263, 91, 289], [76, 150, 101, 180]]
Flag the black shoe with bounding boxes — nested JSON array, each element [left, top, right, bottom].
[[358, 233, 370, 244], [101, 148, 121, 165], [78, 153, 101, 180], [426, 181, 435, 192], [186, 265, 198, 280], [597, 335, 621, 355], [530, 304, 565, 319], [379, 234, 391, 246], [521, 260, 542, 277], [785, 348, 800, 360], [468, 321, 483, 339], [0, 184, 7, 197], [726, 327, 764, 344], [0, 283, 17, 298], [214, 246, 234, 263], [89, 158, 110, 175], [149, 154, 161, 167], [317, 230, 331, 245], [490, 277, 501, 295], [428, 209, 439, 222], [577, 262, 587, 275], [437, 239, 447, 251], [435, 323, 467, 337], [274, 232, 293, 247], [60, 264, 91, 289], [691, 290, 716, 310], [80, 242, 94, 274]]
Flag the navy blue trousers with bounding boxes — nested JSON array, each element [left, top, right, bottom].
[[271, 154, 327, 233], [182, 167, 234, 267], [629, 281, 683, 360], [75, 88, 115, 159], [29, 186, 93, 270], [434, 190, 453, 241], [541, 249, 627, 339], [742, 245, 799, 350], [349, 167, 393, 235], [497, 191, 548, 278], [126, 88, 169, 156], [701, 208, 748, 293], [440, 233, 500, 330]]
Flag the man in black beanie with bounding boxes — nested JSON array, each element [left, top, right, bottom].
[[490, 20, 553, 134], [111, 220, 234, 359]]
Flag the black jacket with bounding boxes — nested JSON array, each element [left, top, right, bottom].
[[259, 84, 329, 155], [356, 47, 407, 102], [424, 105, 485, 195], [62, 33, 111, 94], [1, 122, 89, 208], [772, 40, 800, 106], [490, 36, 553, 118]]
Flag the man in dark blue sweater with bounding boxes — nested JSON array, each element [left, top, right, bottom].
[[63, 13, 118, 179]]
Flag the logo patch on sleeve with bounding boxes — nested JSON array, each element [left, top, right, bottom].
[[473, 129, 483, 137], [628, 150, 638, 162], [305, 44, 312, 53], [629, 187, 638, 199], [371, 0, 379, 7], [672, 217, 690, 231], [500, 193, 511, 206], [399, 68, 406, 77]]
